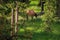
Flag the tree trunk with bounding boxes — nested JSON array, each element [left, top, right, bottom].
[[0, 0, 3, 4], [56, 0, 60, 18], [15, 1, 18, 34], [11, 8, 15, 36]]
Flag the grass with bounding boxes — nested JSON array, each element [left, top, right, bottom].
[[1, 0, 59, 40], [17, 17, 60, 40], [32, 32, 60, 40]]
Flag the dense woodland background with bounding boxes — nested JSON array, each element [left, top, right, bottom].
[[0, 0, 60, 40]]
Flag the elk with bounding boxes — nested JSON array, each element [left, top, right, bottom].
[[26, 9, 37, 20]]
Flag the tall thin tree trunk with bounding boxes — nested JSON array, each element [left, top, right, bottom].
[[15, 1, 18, 34], [11, 8, 15, 36], [56, 0, 60, 18], [0, 0, 3, 4]]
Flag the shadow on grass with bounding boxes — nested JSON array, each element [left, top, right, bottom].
[[18, 18, 43, 28], [32, 32, 60, 40], [26, 18, 42, 22]]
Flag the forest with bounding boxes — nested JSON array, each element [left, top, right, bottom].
[[0, 0, 60, 40]]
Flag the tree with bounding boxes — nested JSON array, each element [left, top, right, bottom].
[[56, 0, 60, 18]]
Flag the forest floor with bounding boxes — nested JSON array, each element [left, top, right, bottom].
[[17, 16, 60, 40]]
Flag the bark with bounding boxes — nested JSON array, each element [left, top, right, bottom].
[[15, 1, 19, 34], [11, 8, 15, 36], [56, 0, 60, 18], [0, 0, 3, 4]]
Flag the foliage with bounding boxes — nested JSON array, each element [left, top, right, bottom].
[[0, 0, 60, 40]]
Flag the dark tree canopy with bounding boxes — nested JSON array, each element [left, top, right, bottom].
[[19, 0, 31, 4]]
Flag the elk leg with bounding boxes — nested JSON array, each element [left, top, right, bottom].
[[26, 14, 28, 20], [31, 16, 33, 20], [34, 13, 37, 18]]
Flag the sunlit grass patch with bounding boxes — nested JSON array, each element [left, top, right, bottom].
[[19, 28, 25, 32], [26, 27, 35, 31], [34, 29, 42, 33]]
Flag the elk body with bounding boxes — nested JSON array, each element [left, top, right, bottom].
[[26, 10, 37, 20]]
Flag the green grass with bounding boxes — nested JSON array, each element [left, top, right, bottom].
[[0, 0, 59, 40], [17, 17, 60, 40]]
